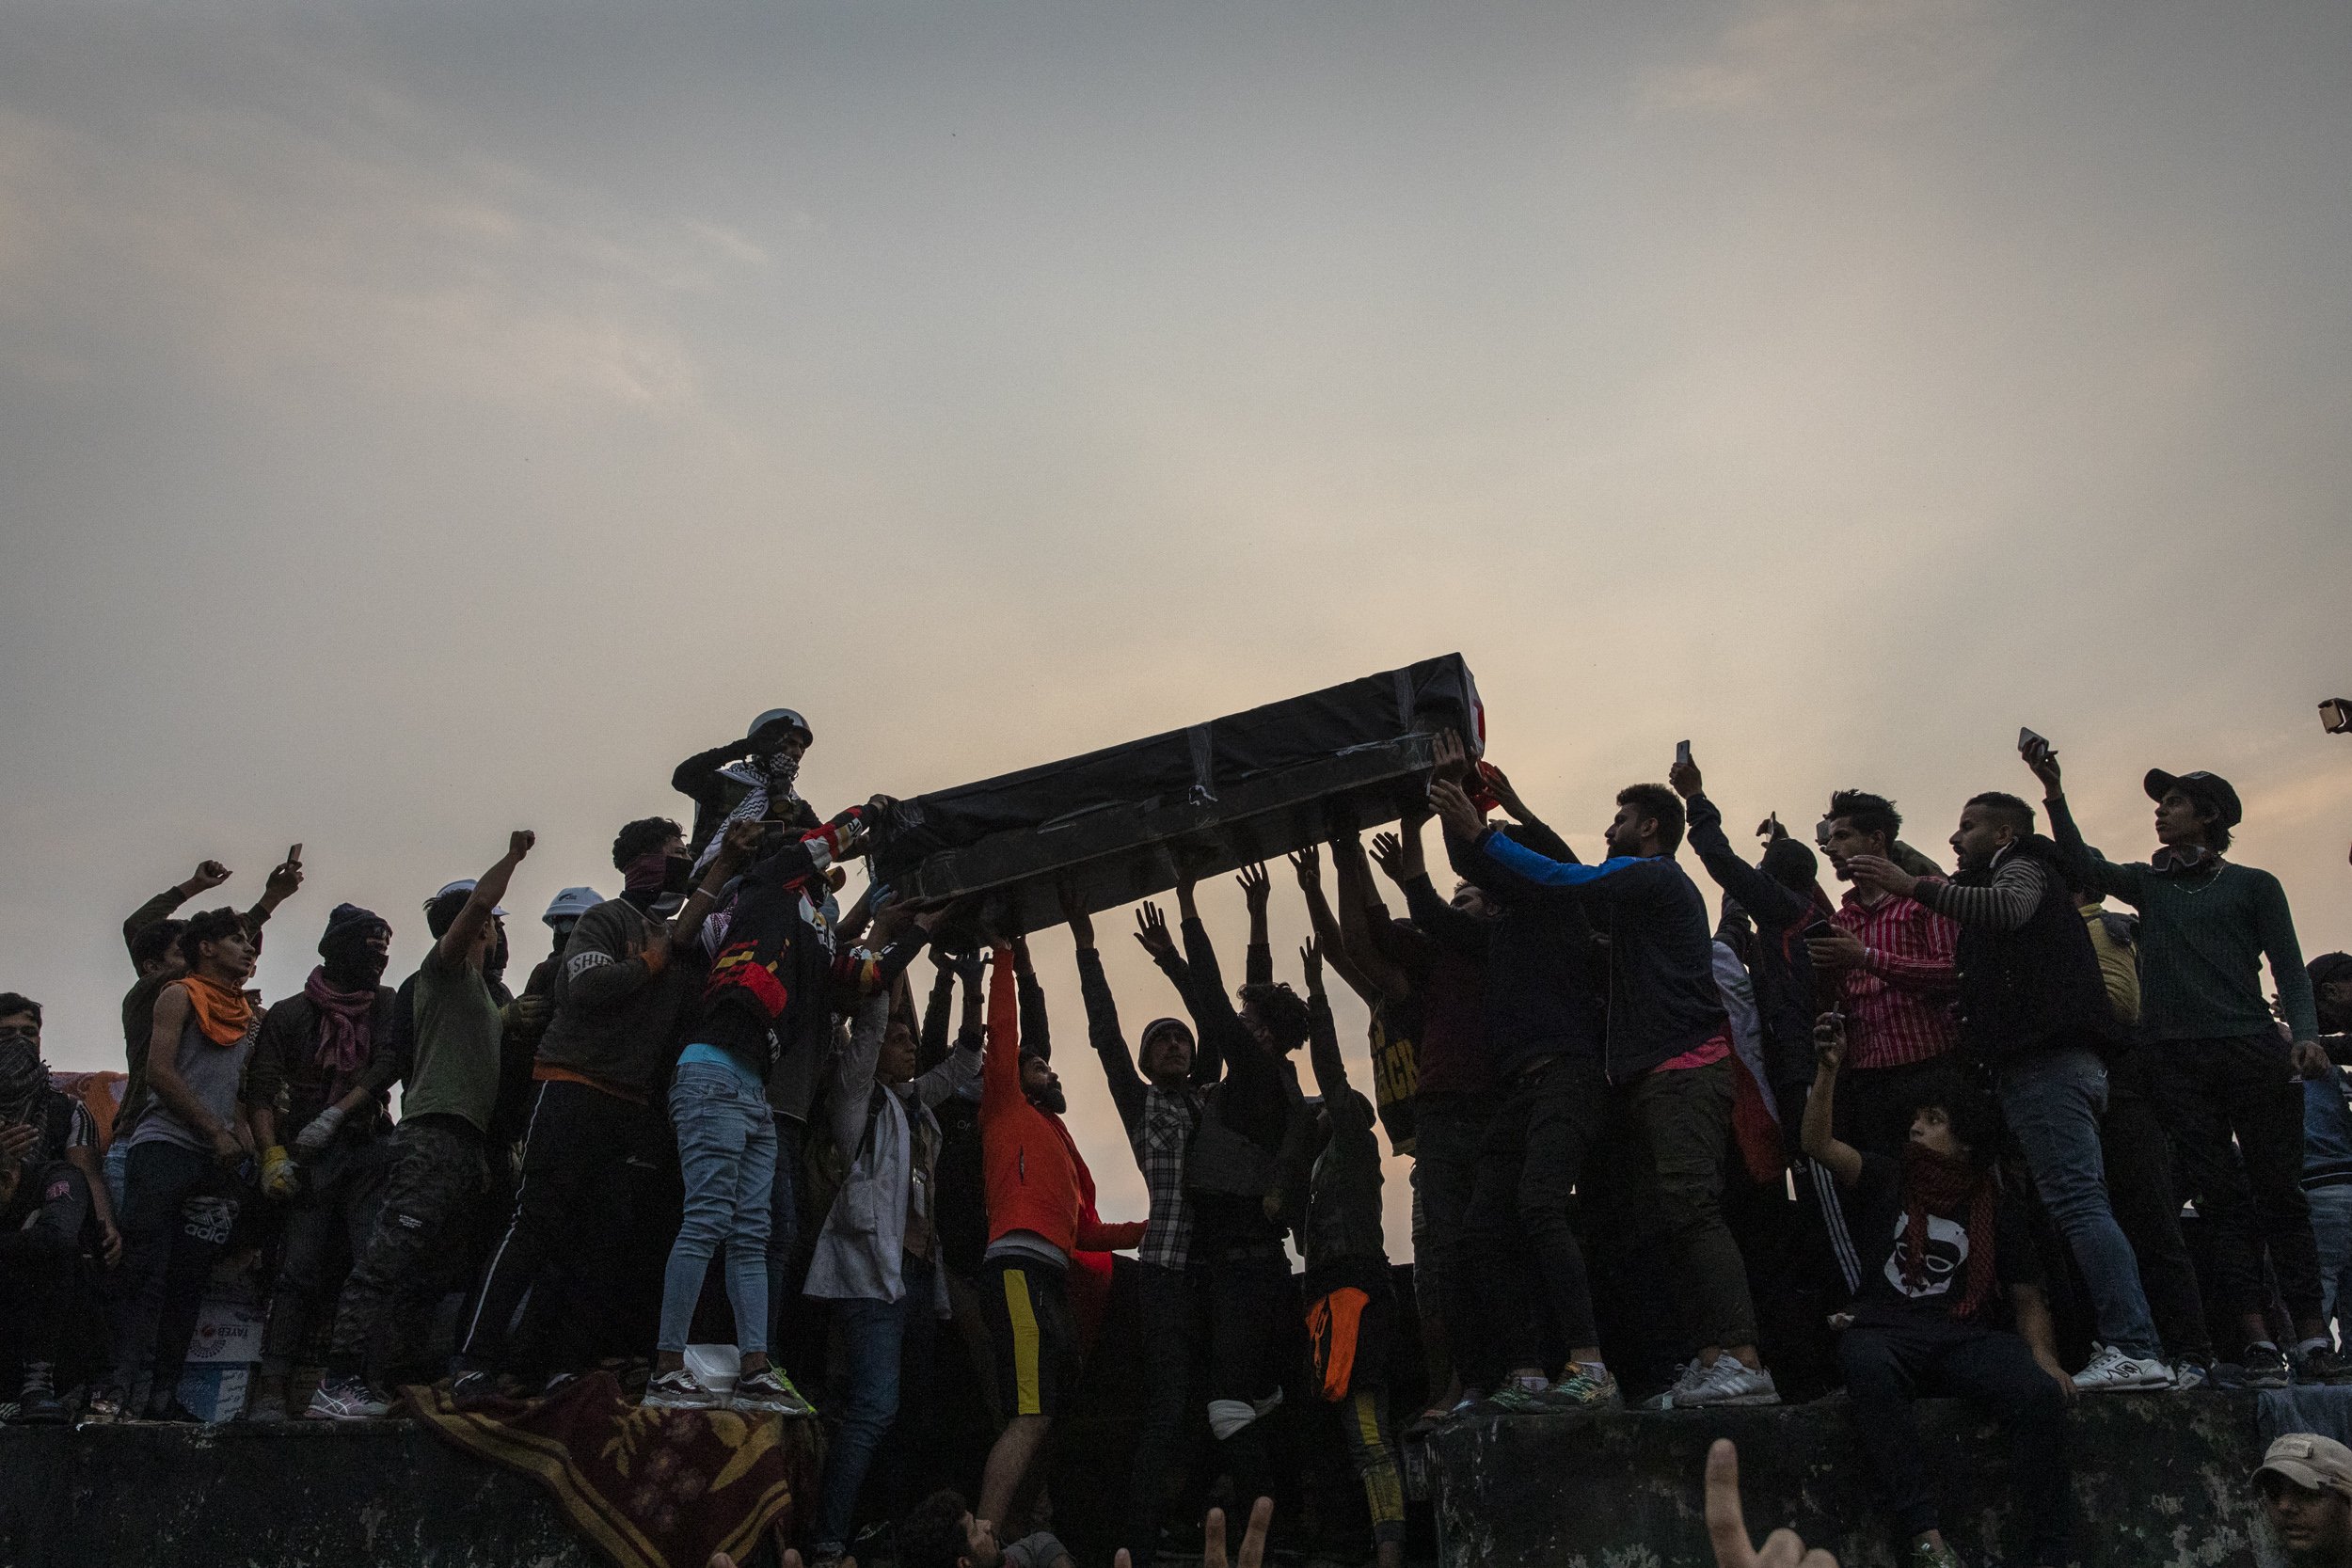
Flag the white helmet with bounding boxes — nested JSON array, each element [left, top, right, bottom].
[[543, 886, 606, 927], [748, 707, 812, 747]]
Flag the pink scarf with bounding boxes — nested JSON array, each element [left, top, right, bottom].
[[304, 967, 378, 1077]]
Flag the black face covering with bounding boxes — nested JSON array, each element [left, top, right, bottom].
[[319, 929, 390, 990], [664, 853, 694, 895]]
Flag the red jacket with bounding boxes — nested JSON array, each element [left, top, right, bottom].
[[980, 949, 1145, 1259]]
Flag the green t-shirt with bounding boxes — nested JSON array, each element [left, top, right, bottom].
[[402, 946, 504, 1132]]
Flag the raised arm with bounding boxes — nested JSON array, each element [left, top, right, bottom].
[[1671, 767, 1809, 930], [1134, 900, 1223, 1084], [1299, 943, 1351, 1106], [1065, 892, 1146, 1134], [1329, 833, 1413, 1001], [1290, 845, 1384, 1006], [979, 945, 1022, 1119], [123, 863, 229, 969], [2022, 738, 2144, 905], [437, 832, 534, 970], [1798, 1015, 1863, 1189], [1012, 937, 1051, 1062], [1236, 863, 1275, 987], [828, 993, 890, 1157]]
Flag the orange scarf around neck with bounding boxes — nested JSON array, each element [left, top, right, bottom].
[[180, 974, 256, 1047]]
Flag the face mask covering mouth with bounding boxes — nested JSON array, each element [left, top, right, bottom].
[[763, 750, 803, 792]]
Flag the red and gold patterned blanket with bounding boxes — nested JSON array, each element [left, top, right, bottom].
[[404, 1372, 823, 1568]]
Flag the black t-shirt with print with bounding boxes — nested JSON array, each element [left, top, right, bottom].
[[1849, 1151, 2042, 1329]]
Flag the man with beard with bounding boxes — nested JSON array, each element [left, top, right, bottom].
[[674, 707, 821, 862], [1846, 793, 2175, 1392], [2024, 738, 2334, 1386], [1803, 1017, 2073, 1568], [311, 832, 533, 1419], [1435, 764, 1775, 1409], [453, 817, 701, 1398], [0, 993, 118, 1424], [976, 944, 1146, 1532], [244, 904, 404, 1420]]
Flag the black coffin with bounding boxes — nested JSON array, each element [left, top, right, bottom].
[[871, 654, 1484, 938]]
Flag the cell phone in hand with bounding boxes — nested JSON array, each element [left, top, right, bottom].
[[287, 843, 304, 864], [1676, 739, 1692, 768], [1802, 919, 1837, 942], [2017, 728, 2046, 753]]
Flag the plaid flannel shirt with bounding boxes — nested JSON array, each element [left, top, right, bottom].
[[1133, 1085, 1201, 1270]]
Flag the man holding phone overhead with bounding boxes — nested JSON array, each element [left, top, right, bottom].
[[2022, 732, 2346, 1387]]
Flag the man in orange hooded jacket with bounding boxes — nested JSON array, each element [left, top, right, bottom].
[[973, 945, 1144, 1533]]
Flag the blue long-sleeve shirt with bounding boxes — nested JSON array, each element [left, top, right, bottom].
[[1470, 827, 1728, 1080]]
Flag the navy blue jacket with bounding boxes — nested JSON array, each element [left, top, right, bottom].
[[1468, 828, 1727, 1082]]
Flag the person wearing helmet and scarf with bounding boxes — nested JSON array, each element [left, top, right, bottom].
[[672, 707, 821, 860]]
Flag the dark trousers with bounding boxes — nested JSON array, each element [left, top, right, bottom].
[[1126, 1259, 1211, 1565], [2104, 1045, 2211, 1360], [1837, 1317, 2070, 1562], [0, 1161, 93, 1371], [108, 1140, 240, 1407], [1457, 1055, 1606, 1382], [1206, 1245, 1293, 1507], [1410, 1093, 1488, 1393], [1622, 1056, 1758, 1351], [457, 1079, 673, 1372], [2153, 1035, 2322, 1327], [262, 1135, 391, 1376], [328, 1117, 485, 1382]]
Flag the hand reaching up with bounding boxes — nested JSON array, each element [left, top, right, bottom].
[[1134, 902, 1177, 962], [1705, 1439, 1836, 1567]]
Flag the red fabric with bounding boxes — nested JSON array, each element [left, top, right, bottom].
[[1728, 1052, 1785, 1184], [979, 953, 1144, 1256], [401, 1370, 818, 1568], [1068, 1249, 1117, 1346], [1834, 884, 1961, 1070]]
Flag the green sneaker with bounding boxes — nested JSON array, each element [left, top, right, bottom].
[[1483, 1375, 1552, 1414], [1541, 1366, 1621, 1410]]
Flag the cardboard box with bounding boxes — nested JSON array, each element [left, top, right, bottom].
[[174, 1364, 251, 1424], [183, 1293, 267, 1366]]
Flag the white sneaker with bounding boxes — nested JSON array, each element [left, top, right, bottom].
[[1659, 1357, 1708, 1408], [2072, 1343, 2171, 1392], [1677, 1357, 1782, 1407]]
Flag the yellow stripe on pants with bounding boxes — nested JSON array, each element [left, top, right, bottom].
[[1353, 1389, 1405, 1528], [1004, 1268, 1041, 1415]]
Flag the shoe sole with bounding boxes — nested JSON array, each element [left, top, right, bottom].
[[1679, 1392, 1782, 1407]]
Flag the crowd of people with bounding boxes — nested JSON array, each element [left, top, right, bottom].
[[4, 701, 2350, 1568]]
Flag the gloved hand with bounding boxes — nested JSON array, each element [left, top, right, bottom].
[[502, 994, 551, 1045], [260, 1146, 300, 1199], [293, 1104, 345, 1157]]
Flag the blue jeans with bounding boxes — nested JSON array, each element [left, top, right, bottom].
[[1998, 1046, 2161, 1360], [657, 1061, 777, 1355], [2309, 1184, 2352, 1343], [812, 1257, 932, 1553]]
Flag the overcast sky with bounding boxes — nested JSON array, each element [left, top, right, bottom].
[[5, 0, 2349, 1247]]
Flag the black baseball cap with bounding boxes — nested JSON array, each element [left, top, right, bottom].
[[2143, 769, 2242, 830]]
